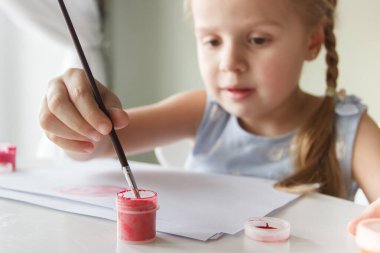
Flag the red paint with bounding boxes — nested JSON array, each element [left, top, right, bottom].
[[256, 223, 277, 230], [116, 189, 158, 244]]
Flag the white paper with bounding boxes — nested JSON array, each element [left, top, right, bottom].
[[0, 188, 116, 220], [0, 160, 299, 241]]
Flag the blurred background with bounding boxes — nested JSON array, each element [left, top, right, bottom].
[[0, 0, 379, 167]]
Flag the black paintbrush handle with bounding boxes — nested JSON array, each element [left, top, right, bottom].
[[57, 0, 140, 198]]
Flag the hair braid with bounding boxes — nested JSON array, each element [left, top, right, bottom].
[[275, 0, 346, 198], [324, 0, 339, 89]]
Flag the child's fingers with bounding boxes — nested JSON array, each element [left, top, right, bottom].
[[45, 132, 94, 153], [63, 70, 112, 135], [40, 98, 96, 142], [46, 79, 103, 142], [101, 87, 129, 130], [108, 107, 129, 130]]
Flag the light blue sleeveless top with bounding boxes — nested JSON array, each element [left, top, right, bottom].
[[184, 95, 366, 200]]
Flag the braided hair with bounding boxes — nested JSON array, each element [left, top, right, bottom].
[[275, 0, 345, 198]]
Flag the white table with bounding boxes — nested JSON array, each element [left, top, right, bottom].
[[0, 190, 364, 253]]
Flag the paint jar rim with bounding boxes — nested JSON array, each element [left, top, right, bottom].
[[244, 217, 290, 243], [116, 189, 158, 212]]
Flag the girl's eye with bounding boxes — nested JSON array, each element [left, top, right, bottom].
[[249, 37, 269, 45], [208, 40, 220, 47], [203, 38, 221, 47]]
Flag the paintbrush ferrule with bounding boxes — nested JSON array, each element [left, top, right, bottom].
[[122, 166, 141, 198]]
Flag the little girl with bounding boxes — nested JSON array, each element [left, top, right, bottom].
[[40, 0, 380, 202]]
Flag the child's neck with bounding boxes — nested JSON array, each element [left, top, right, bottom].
[[238, 90, 321, 137]]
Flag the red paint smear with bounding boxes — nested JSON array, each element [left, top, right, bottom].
[[57, 185, 125, 197]]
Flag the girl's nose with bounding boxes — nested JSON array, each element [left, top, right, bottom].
[[219, 44, 248, 73]]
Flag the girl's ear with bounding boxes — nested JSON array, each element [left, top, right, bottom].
[[305, 19, 326, 61]]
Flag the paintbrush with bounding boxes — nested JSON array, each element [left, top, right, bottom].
[[57, 0, 140, 198]]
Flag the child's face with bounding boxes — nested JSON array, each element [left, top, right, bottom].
[[191, 0, 318, 120]]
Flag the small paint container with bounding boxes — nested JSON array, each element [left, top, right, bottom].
[[244, 217, 290, 243], [116, 189, 159, 244], [356, 218, 380, 253], [0, 144, 16, 173]]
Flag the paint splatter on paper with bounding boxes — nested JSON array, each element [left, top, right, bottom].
[[57, 185, 125, 197]]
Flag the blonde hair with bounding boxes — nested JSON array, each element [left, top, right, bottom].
[[275, 0, 344, 198], [185, 0, 344, 197]]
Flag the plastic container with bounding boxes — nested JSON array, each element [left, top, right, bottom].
[[356, 218, 380, 253], [116, 189, 159, 244], [0, 144, 16, 173], [244, 217, 290, 243]]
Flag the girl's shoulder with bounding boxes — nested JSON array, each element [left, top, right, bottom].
[[335, 92, 367, 117], [334, 92, 367, 145]]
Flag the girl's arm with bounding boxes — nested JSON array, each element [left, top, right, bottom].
[[98, 89, 207, 158], [352, 113, 380, 203]]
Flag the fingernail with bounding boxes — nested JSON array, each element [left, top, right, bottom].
[[98, 123, 110, 135], [89, 131, 101, 142]]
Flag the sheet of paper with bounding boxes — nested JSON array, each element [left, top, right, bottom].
[[0, 188, 218, 241], [0, 159, 299, 241], [0, 188, 116, 220]]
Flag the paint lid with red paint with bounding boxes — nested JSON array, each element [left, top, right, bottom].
[[244, 217, 290, 243]]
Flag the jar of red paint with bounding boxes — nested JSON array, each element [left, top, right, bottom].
[[116, 189, 159, 244], [0, 143, 16, 173]]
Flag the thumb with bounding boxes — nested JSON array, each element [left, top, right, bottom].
[[108, 107, 129, 130], [101, 89, 128, 131]]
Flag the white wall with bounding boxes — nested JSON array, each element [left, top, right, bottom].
[[110, 0, 201, 105], [109, 0, 202, 162]]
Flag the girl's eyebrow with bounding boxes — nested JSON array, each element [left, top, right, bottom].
[[194, 20, 284, 34], [252, 20, 284, 28], [194, 27, 217, 35]]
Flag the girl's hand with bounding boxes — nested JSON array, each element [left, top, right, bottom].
[[348, 197, 380, 235], [39, 68, 129, 156]]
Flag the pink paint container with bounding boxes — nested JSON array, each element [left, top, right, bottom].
[[0, 144, 16, 173], [356, 219, 380, 253], [245, 217, 290, 243], [116, 189, 159, 244]]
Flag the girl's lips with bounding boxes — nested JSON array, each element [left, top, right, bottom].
[[224, 87, 254, 100]]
